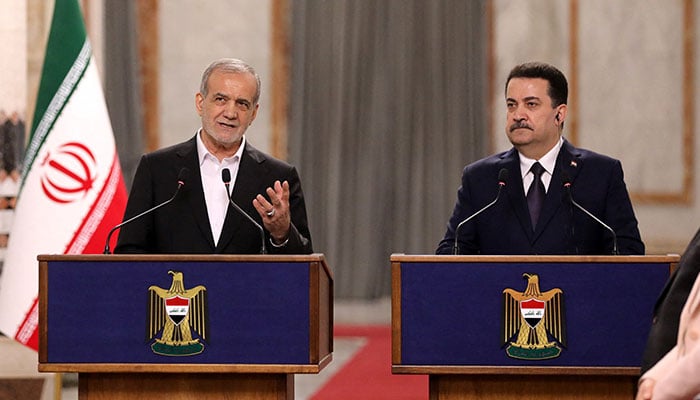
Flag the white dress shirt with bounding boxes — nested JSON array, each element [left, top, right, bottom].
[[196, 131, 245, 245], [519, 137, 563, 195]]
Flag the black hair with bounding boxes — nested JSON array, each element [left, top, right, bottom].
[[506, 62, 568, 107]]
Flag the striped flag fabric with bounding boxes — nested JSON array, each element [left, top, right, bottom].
[[0, 0, 127, 350]]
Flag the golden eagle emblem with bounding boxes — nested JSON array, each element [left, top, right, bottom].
[[502, 273, 566, 360], [147, 271, 208, 356]]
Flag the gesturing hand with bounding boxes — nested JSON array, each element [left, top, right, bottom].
[[253, 180, 291, 243]]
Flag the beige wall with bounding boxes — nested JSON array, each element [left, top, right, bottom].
[[1, 0, 27, 114], [159, 0, 273, 153], [492, 0, 697, 254]]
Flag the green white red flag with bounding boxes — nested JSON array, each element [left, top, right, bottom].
[[0, 0, 127, 350]]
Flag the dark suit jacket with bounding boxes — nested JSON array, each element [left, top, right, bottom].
[[640, 228, 700, 374], [436, 139, 644, 255], [115, 136, 312, 254]]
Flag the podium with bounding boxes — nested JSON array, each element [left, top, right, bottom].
[[38, 254, 333, 400], [391, 254, 678, 400]]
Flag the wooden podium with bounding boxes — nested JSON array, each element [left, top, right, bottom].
[[38, 254, 333, 400], [391, 254, 678, 400]]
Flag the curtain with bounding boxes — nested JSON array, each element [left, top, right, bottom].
[[103, 1, 143, 188], [289, 0, 488, 298]]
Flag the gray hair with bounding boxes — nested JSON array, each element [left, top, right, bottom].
[[199, 58, 261, 104]]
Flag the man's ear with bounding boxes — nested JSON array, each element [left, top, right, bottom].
[[554, 104, 567, 125], [195, 93, 204, 116]]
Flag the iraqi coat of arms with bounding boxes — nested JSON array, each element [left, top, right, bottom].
[[146, 271, 208, 356], [502, 273, 566, 360]]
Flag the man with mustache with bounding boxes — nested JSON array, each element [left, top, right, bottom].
[[436, 62, 644, 255], [115, 58, 312, 255]]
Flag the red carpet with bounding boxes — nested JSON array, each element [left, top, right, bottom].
[[311, 325, 428, 399]]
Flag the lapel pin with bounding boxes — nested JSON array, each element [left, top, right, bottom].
[[570, 160, 577, 168]]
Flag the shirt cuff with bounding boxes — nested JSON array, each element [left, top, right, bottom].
[[269, 236, 289, 248]]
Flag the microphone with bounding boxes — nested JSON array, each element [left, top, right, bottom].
[[103, 167, 189, 254], [561, 171, 618, 255], [452, 168, 508, 255], [221, 168, 267, 254]]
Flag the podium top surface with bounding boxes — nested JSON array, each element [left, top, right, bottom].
[[39, 253, 332, 279], [38, 252, 327, 262], [391, 253, 680, 264]]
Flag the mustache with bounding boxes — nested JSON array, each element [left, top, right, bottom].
[[509, 121, 533, 132]]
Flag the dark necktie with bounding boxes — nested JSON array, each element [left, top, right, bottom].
[[527, 162, 546, 229]]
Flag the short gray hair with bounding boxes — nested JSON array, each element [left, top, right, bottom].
[[199, 58, 261, 104]]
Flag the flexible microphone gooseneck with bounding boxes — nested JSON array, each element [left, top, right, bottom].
[[561, 171, 618, 255], [103, 167, 189, 254], [452, 168, 509, 255], [221, 168, 267, 254]]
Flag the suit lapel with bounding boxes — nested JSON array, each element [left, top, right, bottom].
[[532, 139, 582, 241], [500, 150, 533, 238], [216, 144, 267, 252], [177, 136, 216, 249], [558, 139, 583, 185]]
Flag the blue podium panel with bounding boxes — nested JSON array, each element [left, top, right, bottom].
[[395, 256, 674, 368], [43, 257, 314, 365]]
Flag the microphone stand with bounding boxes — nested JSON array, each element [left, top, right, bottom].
[[563, 181, 619, 255], [453, 182, 506, 255], [103, 183, 184, 254], [222, 169, 267, 254]]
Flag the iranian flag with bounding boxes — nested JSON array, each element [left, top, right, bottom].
[[0, 0, 127, 350]]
